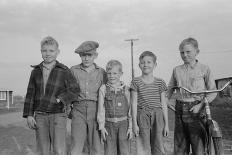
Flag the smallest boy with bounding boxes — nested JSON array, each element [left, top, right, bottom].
[[97, 60, 133, 155], [23, 36, 78, 155]]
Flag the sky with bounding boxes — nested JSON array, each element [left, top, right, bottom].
[[0, 0, 232, 96]]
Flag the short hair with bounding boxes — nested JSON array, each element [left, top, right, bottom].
[[41, 36, 59, 48], [139, 51, 157, 63], [179, 37, 199, 52], [106, 60, 123, 73]]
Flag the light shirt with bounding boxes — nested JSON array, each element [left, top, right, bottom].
[[97, 82, 132, 130], [42, 61, 56, 93], [167, 60, 217, 103], [70, 63, 106, 102]]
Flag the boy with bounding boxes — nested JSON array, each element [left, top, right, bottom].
[[70, 41, 106, 155], [131, 51, 169, 155], [167, 37, 217, 155], [23, 36, 79, 155], [97, 60, 133, 155]]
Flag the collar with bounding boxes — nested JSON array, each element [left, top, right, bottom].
[[31, 61, 66, 70], [42, 61, 56, 70], [106, 81, 125, 90], [74, 63, 100, 70], [183, 60, 198, 69]]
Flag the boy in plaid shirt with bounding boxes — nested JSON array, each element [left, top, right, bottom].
[[23, 36, 79, 155]]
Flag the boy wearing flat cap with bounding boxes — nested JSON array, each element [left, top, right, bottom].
[[70, 41, 106, 155]]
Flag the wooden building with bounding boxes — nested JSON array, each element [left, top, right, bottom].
[[215, 77, 232, 98], [0, 89, 13, 109]]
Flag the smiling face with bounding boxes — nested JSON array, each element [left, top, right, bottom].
[[41, 44, 59, 64], [79, 52, 97, 68], [107, 65, 122, 85], [139, 56, 156, 75], [180, 44, 199, 64]]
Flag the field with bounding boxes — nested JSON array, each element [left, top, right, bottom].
[[0, 106, 231, 155]]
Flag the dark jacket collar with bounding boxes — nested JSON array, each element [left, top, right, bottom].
[[31, 61, 66, 70]]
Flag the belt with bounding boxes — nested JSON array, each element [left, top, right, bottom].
[[35, 111, 63, 115], [105, 116, 127, 123], [176, 100, 200, 105]]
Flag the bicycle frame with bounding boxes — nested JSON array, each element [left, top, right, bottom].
[[170, 80, 232, 155]]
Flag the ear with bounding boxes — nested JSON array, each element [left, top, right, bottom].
[[94, 52, 98, 58]]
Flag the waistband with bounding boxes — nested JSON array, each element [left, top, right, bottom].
[[105, 116, 127, 123], [35, 111, 65, 115], [176, 100, 200, 105], [177, 98, 198, 102]]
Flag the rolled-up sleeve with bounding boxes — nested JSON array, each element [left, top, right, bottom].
[[205, 67, 217, 103]]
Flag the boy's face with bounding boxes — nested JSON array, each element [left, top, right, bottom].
[[107, 66, 122, 85], [41, 44, 59, 64], [180, 44, 199, 64], [80, 53, 97, 68], [139, 56, 156, 74]]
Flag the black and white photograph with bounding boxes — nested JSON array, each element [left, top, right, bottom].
[[0, 0, 232, 155]]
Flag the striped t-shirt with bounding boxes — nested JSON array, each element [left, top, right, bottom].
[[130, 77, 167, 110]]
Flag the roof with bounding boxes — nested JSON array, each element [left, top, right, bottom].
[[0, 88, 13, 91], [215, 77, 232, 82]]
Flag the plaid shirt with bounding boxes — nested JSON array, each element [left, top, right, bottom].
[[23, 61, 79, 118]]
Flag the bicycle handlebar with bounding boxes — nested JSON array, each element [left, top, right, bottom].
[[172, 80, 232, 95]]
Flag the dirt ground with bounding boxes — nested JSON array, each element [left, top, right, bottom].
[[0, 112, 231, 155]]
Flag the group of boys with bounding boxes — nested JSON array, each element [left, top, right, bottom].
[[23, 36, 217, 155]]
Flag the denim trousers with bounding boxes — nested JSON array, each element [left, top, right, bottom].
[[70, 101, 104, 155], [104, 120, 130, 155], [35, 112, 67, 155], [137, 107, 165, 155], [174, 101, 207, 155]]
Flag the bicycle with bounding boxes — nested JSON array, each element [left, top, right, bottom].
[[171, 80, 232, 155]]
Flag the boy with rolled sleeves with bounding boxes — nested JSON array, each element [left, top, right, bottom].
[[70, 41, 106, 155], [167, 37, 217, 155], [97, 60, 133, 155], [23, 36, 79, 155]]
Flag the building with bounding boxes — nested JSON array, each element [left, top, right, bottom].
[[215, 77, 232, 98], [0, 89, 13, 109]]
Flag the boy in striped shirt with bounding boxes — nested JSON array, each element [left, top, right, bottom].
[[131, 51, 169, 155]]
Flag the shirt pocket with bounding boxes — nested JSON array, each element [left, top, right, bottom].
[[190, 75, 205, 90]]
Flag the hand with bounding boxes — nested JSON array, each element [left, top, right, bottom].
[[163, 125, 169, 137], [27, 116, 37, 130], [100, 128, 108, 143], [133, 123, 139, 137], [127, 128, 133, 140], [189, 102, 203, 114], [56, 98, 61, 103]]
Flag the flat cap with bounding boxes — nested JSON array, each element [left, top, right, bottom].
[[75, 41, 99, 54]]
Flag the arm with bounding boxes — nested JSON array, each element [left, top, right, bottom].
[[23, 70, 36, 118], [167, 69, 177, 111], [161, 92, 169, 137], [97, 85, 106, 130], [131, 90, 139, 137], [57, 69, 79, 105], [23, 70, 37, 129], [97, 85, 108, 141], [125, 86, 133, 139], [205, 67, 217, 103]]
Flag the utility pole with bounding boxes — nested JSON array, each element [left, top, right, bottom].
[[125, 39, 139, 79]]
